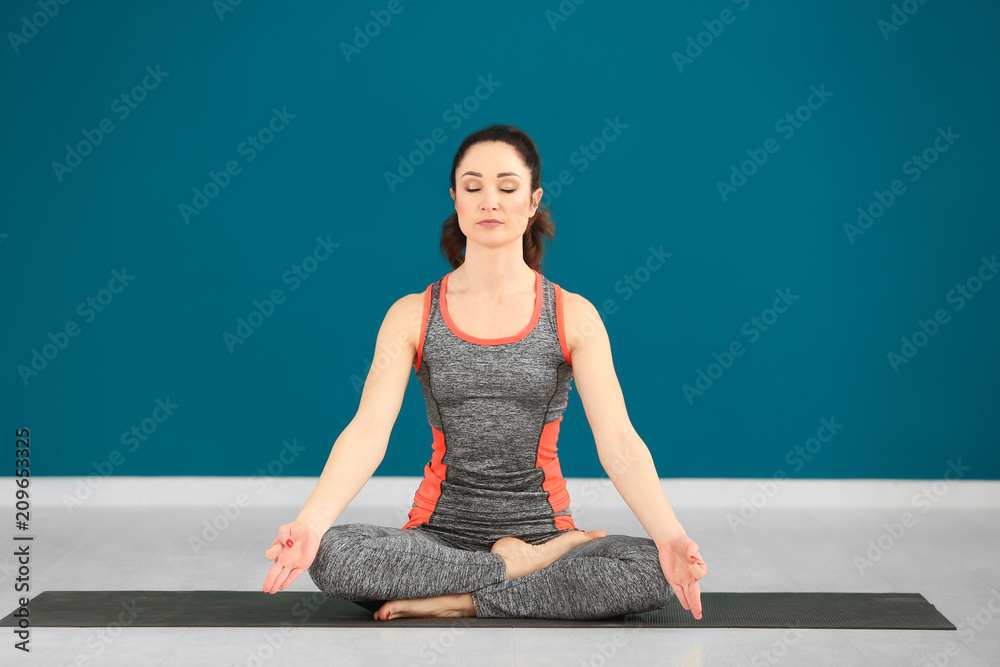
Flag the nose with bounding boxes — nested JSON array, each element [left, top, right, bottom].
[[479, 192, 499, 211]]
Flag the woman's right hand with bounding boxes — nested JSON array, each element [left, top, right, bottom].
[[262, 519, 326, 594]]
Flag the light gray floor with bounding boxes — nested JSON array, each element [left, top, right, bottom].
[[4, 503, 999, 666]]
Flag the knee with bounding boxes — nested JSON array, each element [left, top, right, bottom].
[[322, 520, 383, 545], [307, 523, 378, 594], [573, 535, 674, 616], [644, 569, 675, 611], [311, 523, 368, 560], [614, 537, 674, 612]]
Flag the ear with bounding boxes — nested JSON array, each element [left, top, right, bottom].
[[529, 187, 543, 216]]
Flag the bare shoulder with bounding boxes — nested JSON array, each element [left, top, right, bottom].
[[556, 287, 606, 355], [389, 290, 427, 320], [382, 289, 429, 365]]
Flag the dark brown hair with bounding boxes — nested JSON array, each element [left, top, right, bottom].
[[440, 124, 555, 272]]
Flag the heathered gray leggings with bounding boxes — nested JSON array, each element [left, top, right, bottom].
[[307, 523, 674, 619]]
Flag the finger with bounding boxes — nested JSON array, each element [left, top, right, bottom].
[[278, 567, 305, 591], [671, 582, 690, 611], [686, 580, 703, 619], [265, 564, 292, 595], [265, 528, 291, 559], [263, 550, 297, 592], [265, 538, 290, 561], [262, 561, 283, 593]]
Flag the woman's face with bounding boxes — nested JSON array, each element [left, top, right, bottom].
[[450, 141, 543, 245]]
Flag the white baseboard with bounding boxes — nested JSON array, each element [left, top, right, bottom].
[[9, 476, 999, 510]]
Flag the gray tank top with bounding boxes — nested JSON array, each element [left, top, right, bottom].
[[402, 268, 580, 550]]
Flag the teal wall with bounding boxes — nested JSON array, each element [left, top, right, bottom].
[[2, 1, 997, 480]]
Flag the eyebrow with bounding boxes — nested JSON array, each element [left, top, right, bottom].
[[460, 171, 521, 178]]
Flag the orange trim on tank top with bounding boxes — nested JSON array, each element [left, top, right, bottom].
[[402, 423, 448, 530], [439, 269, 543, 346], [413, 283, 433, 372], [552, 282, 573, 367], [536, 417, 576, 531]]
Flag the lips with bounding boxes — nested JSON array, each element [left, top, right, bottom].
[[478, 219, 502, 225]]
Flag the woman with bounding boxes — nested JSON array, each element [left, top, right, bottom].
[[261, 124, 707, 621]]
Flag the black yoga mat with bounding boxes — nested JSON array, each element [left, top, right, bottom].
[[0, 590, 955, 629]]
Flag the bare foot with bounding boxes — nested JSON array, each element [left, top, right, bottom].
[[491, 529, 606, 579], [374, 593, 476, 620]]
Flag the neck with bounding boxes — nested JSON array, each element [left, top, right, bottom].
[[450, 247, 535, 298]]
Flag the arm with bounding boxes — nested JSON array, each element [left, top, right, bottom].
[[562, 291, 686, 548], [294, 292, 423, 532]]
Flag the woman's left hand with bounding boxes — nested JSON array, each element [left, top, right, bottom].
[[657, 535, 707, 620]]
